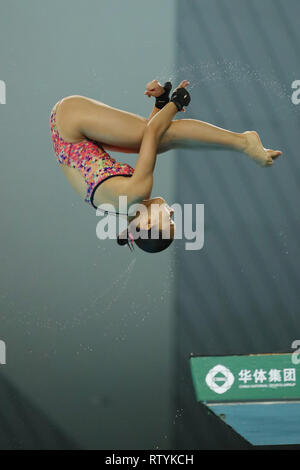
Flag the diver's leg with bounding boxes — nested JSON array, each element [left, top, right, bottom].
[[58, 95, 147, 151], [158, 119, 282, 166], [59, 96, 281, 165], [96, 112, 281, 167], [157, 118, 246, 153], [59, 95, 247, 153]]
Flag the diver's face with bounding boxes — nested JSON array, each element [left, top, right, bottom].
[[140, 197, 175, 235]]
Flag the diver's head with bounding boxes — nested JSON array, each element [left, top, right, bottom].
[[117, 197, 175, 253]]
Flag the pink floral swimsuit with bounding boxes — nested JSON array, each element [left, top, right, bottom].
[[50, 100, 134, 209]]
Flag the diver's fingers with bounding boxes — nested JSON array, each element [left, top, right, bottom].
[[266, 149, 283, 160]]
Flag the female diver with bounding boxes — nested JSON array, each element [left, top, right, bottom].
[[50, 79, 282, 253]]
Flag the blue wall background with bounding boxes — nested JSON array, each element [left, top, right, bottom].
[[175, 0, 300, 449]]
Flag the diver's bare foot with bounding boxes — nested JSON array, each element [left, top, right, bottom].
[[243, 131, 282, 167]]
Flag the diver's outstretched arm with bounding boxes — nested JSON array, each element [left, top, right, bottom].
[[126, 100, 179, 204], [123, 85, 191, 204], [135, 102, 178, 179]]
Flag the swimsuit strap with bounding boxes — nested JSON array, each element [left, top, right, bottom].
[[97, 209, 128, 216]]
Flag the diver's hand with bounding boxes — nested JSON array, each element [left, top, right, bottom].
[[144, 79, 165, 98], [173, 80, 190, 112], [175, 80, 190, 90]]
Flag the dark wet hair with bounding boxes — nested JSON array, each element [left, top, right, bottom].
[[117, 228, 135, 251], [117, 227, 174, 253]]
